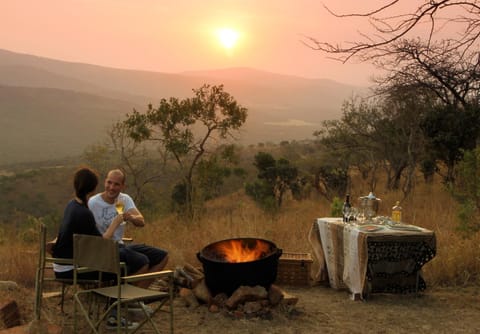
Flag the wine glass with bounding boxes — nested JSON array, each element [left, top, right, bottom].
[[115, 199, 126, 225], [356, 208, 366, 225], [349, 207, 359, 224], [365, 207, 375, 223]]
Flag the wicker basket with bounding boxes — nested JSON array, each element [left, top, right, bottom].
[[275, 252, 313, 286]]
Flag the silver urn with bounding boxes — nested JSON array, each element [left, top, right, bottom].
[[358, 192, 381, 221]]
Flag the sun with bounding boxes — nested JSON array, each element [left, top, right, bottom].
[[216, 28, 240, 50]]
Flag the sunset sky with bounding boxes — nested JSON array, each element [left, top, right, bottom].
[[0, 1, 429, 86]]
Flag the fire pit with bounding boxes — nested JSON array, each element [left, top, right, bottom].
[[197, 238, 282, 296]]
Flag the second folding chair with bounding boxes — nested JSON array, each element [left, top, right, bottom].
[[72, 234, 174, 334]]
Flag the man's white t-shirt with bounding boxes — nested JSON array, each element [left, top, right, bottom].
[[88, 192, 136, 243]]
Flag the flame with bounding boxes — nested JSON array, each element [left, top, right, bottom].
[[213, 239, 271, 263]]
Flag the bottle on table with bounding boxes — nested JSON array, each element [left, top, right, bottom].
[[391, 201, 402, 222], [342, 194, 352, 223]]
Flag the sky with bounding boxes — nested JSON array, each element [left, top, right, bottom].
[[0, 1, 413, 86]]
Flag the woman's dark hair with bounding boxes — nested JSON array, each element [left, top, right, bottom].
[[73, 167, 99, 206]]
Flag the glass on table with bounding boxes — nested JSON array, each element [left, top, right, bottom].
[[352, 207, 365, 225], [372, 216, 389, 225], [348, 206, 359, 225], [343, 207, 359, 225], [364, 207, 376, 223]]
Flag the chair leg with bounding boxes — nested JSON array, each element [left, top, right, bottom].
[[59, 283, 67, 313], [128, 301, 161, 334], [34, 224, 47, 321], [75, 292, 107, 334], [169, 282, 174, 334], [34, 268, 44, 320]]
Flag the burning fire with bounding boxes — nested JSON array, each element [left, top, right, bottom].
[[214, 239, 271, 263]]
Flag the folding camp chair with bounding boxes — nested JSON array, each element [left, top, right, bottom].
[[73, 234, 174, 334], [34, 223, 100, 319]]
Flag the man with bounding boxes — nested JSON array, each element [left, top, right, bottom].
[[88, 169, 169, 289]]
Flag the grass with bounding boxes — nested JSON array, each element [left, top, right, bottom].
[[1, 174, 480, 290]]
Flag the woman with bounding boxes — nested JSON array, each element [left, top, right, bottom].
[[52, 166, 124, 279]]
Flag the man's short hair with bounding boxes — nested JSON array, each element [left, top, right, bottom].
[[107, 169, 126, 184]]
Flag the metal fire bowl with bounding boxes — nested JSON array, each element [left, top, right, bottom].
[[196, 238, 282, 296]]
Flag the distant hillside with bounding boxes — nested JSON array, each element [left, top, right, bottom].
[[0, 48, 367, 165], [0, 85, 141, 163]]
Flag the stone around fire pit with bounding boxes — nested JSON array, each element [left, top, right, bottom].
[[175, 264, 299, 320], [225, 285, 268, 310]]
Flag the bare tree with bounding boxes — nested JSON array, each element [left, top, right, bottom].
[[305, 1, 480, 63], [307, 1, 480, 186], [108, 121, 166, 203], [372, 39, 480, 107]]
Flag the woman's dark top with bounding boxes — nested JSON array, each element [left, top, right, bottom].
[[52, 199, 102, 260]]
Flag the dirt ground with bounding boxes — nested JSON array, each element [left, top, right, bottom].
[[2, 283, 480, 334]]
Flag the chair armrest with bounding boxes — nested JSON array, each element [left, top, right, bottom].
[[122, 270, 173, 284], [46, 239, 56, 255], [76, 266, 97, 274]]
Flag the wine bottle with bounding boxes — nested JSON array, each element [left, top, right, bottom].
[[342, 194, 352, 222]]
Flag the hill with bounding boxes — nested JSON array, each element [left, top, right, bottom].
[[0, 48, 367, 165], [0, 85, 141, 163]]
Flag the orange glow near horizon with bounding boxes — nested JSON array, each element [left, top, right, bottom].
[[0, 1, 382, 85]]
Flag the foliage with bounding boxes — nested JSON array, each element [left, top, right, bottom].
[[171, 182, 187, 212], [314, 165, 348, 201], [82, 142, 116, 179], [316, 91, 427, 195], [109, 121, 168, 205], [84, 123, 177, 213], [0, 167, 67, 226], [196, 145, 246, 201], [450, 148, 480, 233], [421, 104, 480, 183], [245, 152, 299, 210], [330, 196, 343, 217], [420, 158, 438, 183], [122, 84, 247, 219], [244, 181, 277, 212]]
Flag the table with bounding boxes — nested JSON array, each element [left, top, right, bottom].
[[308, 217, 436, 299]]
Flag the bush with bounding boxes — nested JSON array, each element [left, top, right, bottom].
[[450, 148, 480, 233], [330, 196, 343, 217]]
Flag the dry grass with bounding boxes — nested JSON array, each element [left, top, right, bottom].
[[2, 176, 480, 290]]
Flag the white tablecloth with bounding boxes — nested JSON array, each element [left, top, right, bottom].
[[309, 217, 436, 299]]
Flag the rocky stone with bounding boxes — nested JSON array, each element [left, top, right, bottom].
[[225, 285, 268, 310]]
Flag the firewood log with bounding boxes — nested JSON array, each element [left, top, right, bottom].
[[192, 279, 212, 304], [183, 263, 205, 280], [179, 288, 199, 308]]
